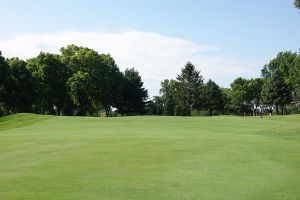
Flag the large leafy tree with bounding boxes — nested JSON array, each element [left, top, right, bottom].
[[27, 52, 70, 114], [262, 52, 297, 81], [160, 79, 177, 116], [0, 51, 11, 114], [230, 77, 250, 115], [175, 62, 203, 116], [289, 53, 300, 99], [231, 78, 263, 104], [97, 54, 124, 116], [60, 44, 104, 74], [248, 79, 263, 115], [6, 58, 34, 113], [0, 52, 9, 90], [262, 51, 297, 102], [117, 68, 148, 115], [203, 80, 223, 116], [221, 88, 235, 114], [147, 96, 163, 115], [230, 77, 247, 105], [67, 71, 96, 116], [261, 70, 292, 115], [61, 45, 103, 114], [61, 45, 123, 116], [230, 77, 263, 115]]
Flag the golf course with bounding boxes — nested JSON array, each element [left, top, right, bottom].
[[0, 114, 299, 200]]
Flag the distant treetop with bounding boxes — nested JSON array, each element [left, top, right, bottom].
[[295, 0, 300, 9]]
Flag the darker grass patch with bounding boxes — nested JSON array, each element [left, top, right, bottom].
[[0, 113, 53, 132]]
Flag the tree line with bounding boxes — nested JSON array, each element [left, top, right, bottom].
[[1, 45, 300, 117], [0, 45, 148, 116], [147, 0, 300, 117], [148, 51, 300, 116]]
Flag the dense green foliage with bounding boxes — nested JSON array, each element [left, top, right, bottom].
[[261, 70, 292, 115], [175, 62, 203, 116], [203, 79, 224, 116], [0, 47, 299, 117], [160, 79, 177, 115], [230, 78, 263, 115], [149, 51, 300, 116], [27, 52, 70, 114], [295, 0, 300, 9], [0, 113, 299, 199], [0, 45, 148, 116], [6, 58, 34, 113], [261, 52, 299, 114], [117, 68, 148, 115]]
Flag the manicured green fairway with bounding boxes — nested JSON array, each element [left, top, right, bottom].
[[0, 114, 299, 200]]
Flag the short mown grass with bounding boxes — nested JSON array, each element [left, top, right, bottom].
[[0, 114, 299, 200]]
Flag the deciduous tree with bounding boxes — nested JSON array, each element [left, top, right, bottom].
[[160, 79, 177, 116], [7, 58, 34, 113], [67, 71, 96, 116], [261, 70, 292, 115], [0, 51, 10, 114], [147, 96, 163, 115], [27, 52, 70, 114]]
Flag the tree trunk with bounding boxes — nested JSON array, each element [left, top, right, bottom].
[[281, 106, 284, 115]]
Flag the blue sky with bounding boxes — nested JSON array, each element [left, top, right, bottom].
[[1, 0, 300, 96]]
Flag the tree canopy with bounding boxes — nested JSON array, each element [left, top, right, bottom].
[[295, 0, 300, 9], [0, 45, 148, 116], [0, 47, 299, 117], [203, 80, 224, 116], [116, 68, 148, 115], [175, 62, 204, 116]]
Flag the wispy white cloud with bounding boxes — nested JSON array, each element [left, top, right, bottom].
[[0, 30, 264, 97]]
